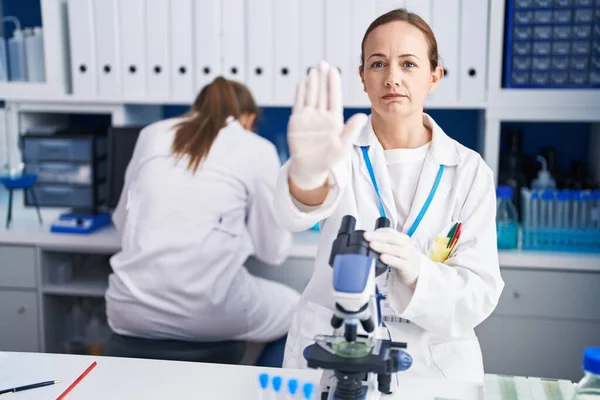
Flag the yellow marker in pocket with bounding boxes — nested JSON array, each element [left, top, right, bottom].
[[430, 236, 452, 263]]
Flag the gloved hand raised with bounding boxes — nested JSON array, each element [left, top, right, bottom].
[[364, 228, 421, 287], [287, 61, 369, 191]]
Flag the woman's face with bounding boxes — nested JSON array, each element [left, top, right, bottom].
[[360, 21, 443, 119]]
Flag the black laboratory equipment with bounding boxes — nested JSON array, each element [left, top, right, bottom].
[[106, 126, 144, 209], [564, 161, 598, 191], [498, 129, 534, 220]]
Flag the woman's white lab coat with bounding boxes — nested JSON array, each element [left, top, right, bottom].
[[274, 114, 504, 383], [106, 117, 300, 342]]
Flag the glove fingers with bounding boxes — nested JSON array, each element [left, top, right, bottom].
[[293, 80, 307, 115], [379, 253, 404, 271], [364, 228, 409, 245], [317, 61, 330, 113], [368, 241, 406, 259], [306, 67, 319, 109], [339, 113, 368, 147], [328, 65, 343, 116]]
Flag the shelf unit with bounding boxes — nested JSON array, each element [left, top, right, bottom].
[[1, 0, 598, 268], [0, 0, 71, 100], [42, 279, 108, 297]]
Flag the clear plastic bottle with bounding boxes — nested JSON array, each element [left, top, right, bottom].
[[85, 312, 104, 356], [64, 303, 87, 354], [572, 347, 600, 399], [532, 155, 557, 191], [496, 185, 519, 249]]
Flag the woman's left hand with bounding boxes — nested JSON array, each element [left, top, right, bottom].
[[364, 228, 420, 286]]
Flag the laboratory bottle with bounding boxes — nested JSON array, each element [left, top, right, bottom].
[[592, 190, 600, 229], [532, 155, 557, 191], [24, 27, 45, 82], [572, 347, 600, 399], [85, 313, 104, 356], [498, 129, 532, 220], [8, 27, 27, 81], [0, 35, 8, 81], [65, 303, 87, 354], [496, 185, 519, 249]]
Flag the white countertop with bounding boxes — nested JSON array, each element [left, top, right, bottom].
[[0, 352, 485, 400], [0, 220, 599, 271], [0, 221, 321, 258]]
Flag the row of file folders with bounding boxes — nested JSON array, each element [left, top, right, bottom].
[[66, 0, 489, 106]]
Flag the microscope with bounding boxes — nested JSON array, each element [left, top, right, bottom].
[[304, 215, 413, 400]]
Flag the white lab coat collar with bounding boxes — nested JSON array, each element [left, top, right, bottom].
[[352, 113, 461, 166], [352, 113, 459, 233]]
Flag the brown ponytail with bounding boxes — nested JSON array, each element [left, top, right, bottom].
[[172, 77, 241, 173]]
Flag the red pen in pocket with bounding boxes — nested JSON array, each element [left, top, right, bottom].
[[448, 222, 462, 250]]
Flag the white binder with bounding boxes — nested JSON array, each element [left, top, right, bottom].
[[405, 0, 432, 24], [325, 0, 352, 99], [193, 0, 221, 91], [92, 0, 120, 98], [430, 0, 460, 104], [170, 0, 194, 102], [67, 0, 96, 96], [350, 0, 376, 107], [274, 0, 300, 104], [145, 0, 170, 99], [247, 0, 273, 104], [459, 0, 488, 103], [119, 0, 146, 98], [300, 0, 324, 77], [222, 0, 245, 82], [377, 0, 405, 16]]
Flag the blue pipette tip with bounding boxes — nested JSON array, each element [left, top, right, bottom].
[[303, 382, 315, 399], [272, 376, 283, 392], [288, 379, 299, 395], [259, 373, 269, 389]]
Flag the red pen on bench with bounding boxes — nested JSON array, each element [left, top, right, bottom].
[[56, 361, 97, 400]]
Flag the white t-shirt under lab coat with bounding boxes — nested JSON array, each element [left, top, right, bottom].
[[383, 141, 431, 230]]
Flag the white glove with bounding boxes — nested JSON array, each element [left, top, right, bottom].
[[287, 60, 368, 190], [364, 228, 421, 286]]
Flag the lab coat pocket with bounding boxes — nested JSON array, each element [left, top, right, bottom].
[[426, 220, 461, 263], [429, 339, 484, 383], [213, 210, 245, 238]]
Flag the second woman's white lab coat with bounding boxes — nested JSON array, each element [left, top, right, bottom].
[[106, 117, 300, 342], [274, 114, 504, 383]]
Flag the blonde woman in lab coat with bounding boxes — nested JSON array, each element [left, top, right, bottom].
[[105, 78, 300, 366], [275, 9, 504, 383]]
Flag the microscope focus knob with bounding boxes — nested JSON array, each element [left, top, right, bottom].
[[391, 349, 413, 372]]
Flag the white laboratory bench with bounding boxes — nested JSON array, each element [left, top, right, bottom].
[[0, 351, 580, 400], [0, 221, 599, 384], [0, 351, 488, 400]]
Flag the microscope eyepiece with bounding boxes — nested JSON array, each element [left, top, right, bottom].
[[338, 215, 356, 236], [375, 217, 390, 229]]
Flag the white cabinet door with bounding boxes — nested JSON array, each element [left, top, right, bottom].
[[0, 291, 40, 352]]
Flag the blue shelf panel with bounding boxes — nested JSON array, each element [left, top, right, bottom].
[[504, 0, 600, 88]]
